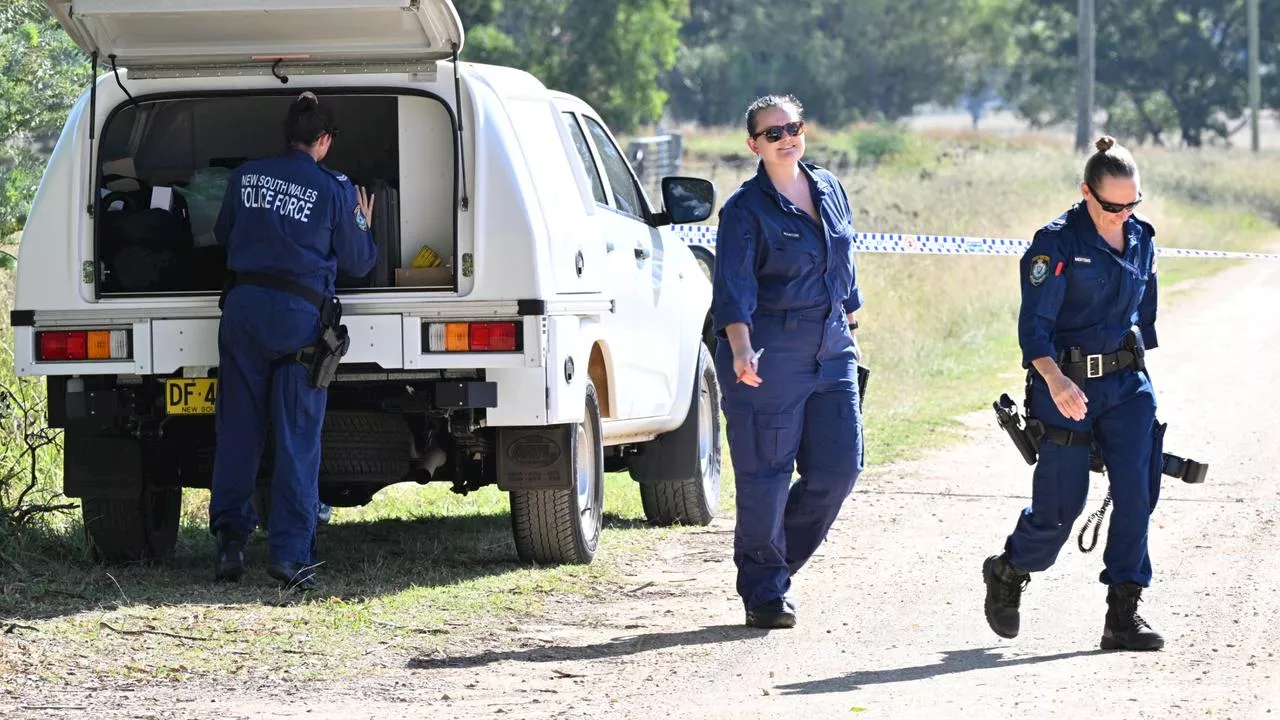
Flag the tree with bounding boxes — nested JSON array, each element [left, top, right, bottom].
[[454, 0, 689, 132], [664, 0, 1020, 128], [1006, 0, 1280, 147], [1, 0, 87, 239]]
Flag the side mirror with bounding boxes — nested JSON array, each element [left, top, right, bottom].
[[659, 176, 715, 225]]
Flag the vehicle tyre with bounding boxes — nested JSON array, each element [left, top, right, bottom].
[[510, 381, 605, 565], [318, 411, 412, 482], [631, 342, 722, 526], [82, 487, 182, 564]]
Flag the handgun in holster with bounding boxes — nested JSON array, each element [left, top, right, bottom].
[[305, 323, 350, 389], [992, 392, 1208, 484], [274, 296, 351, 390]]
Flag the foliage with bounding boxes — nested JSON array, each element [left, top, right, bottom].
[[853, 125, 910, 167], [454, 0, 689, 132], [1005, 0, 1280, 147], [1, 0, 88, 239], [664, 0, 1021, 127]]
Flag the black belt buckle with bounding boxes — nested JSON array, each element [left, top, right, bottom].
[[1086, 354, 1103, 379]]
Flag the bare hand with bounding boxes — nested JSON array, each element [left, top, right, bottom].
[[1046, 373, 1088, 421], [357, 186, 376, 230], [733, 346, 762, 387]]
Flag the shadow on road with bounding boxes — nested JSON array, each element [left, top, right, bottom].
[[408, 624, 759, 670], [773, 646, 1106, 694]]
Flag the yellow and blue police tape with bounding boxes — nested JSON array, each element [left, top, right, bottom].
[[670, 224, 1280, 261]]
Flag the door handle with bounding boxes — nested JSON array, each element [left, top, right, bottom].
[[606, 240, 616, 253], [634, 245, 652, 260]]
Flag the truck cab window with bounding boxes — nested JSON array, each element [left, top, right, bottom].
[[584, 117, 644, 219], [562, 113, 608, 205]]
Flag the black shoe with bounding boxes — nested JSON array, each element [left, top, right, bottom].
[[745, 599, 797, 629], [267, 561, 319, 592], [213, 532, 246, 582], [983, 553, 1030, 639], [1101, 583, 1165, 651]]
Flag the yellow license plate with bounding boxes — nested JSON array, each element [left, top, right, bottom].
[[165, 378, 218, 415]]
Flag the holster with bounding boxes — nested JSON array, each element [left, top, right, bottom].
[[993, 391, 1208, 484], [857, 364, 870, 412], [993, 393, 1039, 465], [269, 297, 350, 390], [304, 323, 351, 389]]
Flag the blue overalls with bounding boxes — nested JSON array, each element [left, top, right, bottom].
[[710, 161, 865, 612], [209, 149, 376, 565], [1006, 202, 1161, 586]]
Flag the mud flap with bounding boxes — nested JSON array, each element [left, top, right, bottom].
[[496, 425, 576, 491]]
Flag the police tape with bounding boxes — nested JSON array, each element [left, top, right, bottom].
[[670, 224, 1280, 261]]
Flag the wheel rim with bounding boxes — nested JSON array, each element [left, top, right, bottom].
[[697, 371, 720, 502], [576, 415, 601, 541]]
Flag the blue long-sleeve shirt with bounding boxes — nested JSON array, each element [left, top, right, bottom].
[[1018, 202, 1159, 367], [710, 161, 863, 339], [214, 149, 377, 299]]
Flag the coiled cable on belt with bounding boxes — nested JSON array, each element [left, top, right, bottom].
[[1077, 490, 1112, 553]]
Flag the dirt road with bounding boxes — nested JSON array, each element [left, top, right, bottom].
[[8, 257, 1280, 719]]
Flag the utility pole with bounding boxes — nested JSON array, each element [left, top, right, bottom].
[[1249, 0, 1260, 153], [1076, 0, 1096, 152]]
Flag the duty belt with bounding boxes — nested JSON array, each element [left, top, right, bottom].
[[221, 271, 342, 327], [1058, 337, 1145, 383]]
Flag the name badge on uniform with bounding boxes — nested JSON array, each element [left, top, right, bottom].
[[1074, 256, 1093, 264], [781, 230, 800, 240]]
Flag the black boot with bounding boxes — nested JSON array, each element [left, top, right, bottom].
[[745, 598, 797, 629], [983, 553, 1029, 639], [213, 532, 246, 582], [1101, 583, 1165, 651], [267, 561, 319, 592]]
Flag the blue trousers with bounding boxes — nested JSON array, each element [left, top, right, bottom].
[[209, 285, 327, 565], [1005, 368, 1162, 586], [716, 311, 864, 611]]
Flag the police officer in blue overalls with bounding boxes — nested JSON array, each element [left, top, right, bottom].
[[209, 92, 377, 589], [983, 135, 1165, 651], [711, 95, 865, 629]]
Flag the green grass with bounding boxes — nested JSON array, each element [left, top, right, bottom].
[[3, 126, 1279, 686]]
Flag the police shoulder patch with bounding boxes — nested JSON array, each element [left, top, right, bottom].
[[1029, 254, 1051, 287], [354, 205, 369, 231]]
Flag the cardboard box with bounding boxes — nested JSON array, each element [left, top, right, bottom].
[[395, 267, 452, 287]]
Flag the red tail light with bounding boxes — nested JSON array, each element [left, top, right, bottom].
[[424, 321, 520, 352], [469, 322, 518, 351], [37, 329, 132, 361]]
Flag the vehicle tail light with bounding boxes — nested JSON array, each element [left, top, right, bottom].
[[424, 322, 520, 352], [37, 329, 132, 362], [470, 322, 518, 352]]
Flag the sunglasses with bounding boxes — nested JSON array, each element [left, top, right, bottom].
[[751, 120, 805, 143], [1089, 185, 1142, 214]]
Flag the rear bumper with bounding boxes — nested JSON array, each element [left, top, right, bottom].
[[12, 313, 541, 376], [46, 375, 499, 428]]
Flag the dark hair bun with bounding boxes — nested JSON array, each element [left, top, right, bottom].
[[293, 91, 319, 111], [284, 91, 334, 146], [1095, 135, 1116, 153]]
